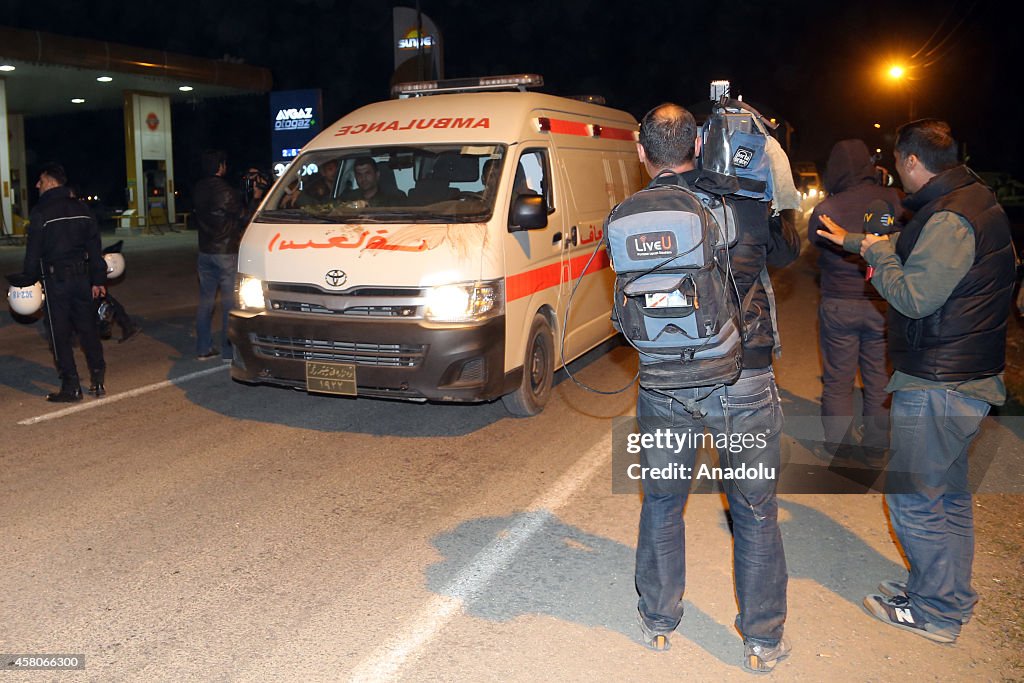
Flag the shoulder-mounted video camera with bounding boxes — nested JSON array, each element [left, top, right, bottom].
[[242, 169, 272, 196]]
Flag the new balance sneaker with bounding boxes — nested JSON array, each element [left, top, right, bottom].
[[863, 594, 957, 643], [878, 579, 907, 599], [636, 606, 671, 651], [877, 580, 973, 624], [743, 637, 791, 674]]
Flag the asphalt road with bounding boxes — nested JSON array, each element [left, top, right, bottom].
[[1, 229, 1020, 681]]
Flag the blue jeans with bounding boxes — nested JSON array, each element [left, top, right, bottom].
[[634, 369, 787, 646], [886, 388, 989, 633], [196, 253, 237, 357]]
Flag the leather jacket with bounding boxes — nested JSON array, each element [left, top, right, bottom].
[[193, 175, 245, 254]]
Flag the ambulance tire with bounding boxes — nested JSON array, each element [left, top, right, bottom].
[[502, 313, 554, 417]]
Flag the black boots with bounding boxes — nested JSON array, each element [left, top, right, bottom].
[[88, 369, 106, 397], [46, 370, 105, 401], [47, 379, 83, 403]]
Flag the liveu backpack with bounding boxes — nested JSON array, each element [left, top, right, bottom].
[[605, 177, 748, 389]]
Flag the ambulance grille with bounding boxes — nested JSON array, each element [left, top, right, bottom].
[[270, 301, 420, 317], [252, 335, 426, 367], [266, 284, 424, 319]]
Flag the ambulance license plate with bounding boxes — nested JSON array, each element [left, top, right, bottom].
[[306, 361, 357, 396]]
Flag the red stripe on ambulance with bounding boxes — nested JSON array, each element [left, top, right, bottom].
[[506, 250, 611, 302], [536, 117, 637, 141]]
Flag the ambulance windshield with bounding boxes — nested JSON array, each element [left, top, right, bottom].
[[258, 145, 507, 224]]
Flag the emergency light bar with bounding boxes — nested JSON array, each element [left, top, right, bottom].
[[392, 74, 543, 98]]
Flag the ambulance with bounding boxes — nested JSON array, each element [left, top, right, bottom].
[[228, 74, 643, 415]]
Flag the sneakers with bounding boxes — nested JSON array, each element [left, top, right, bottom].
[[636, 606, 671, 651], [196, 349, 219, 361], [743, 637, 791, 674], [878, 580, 972, 624], [863, 594, 957, 643]]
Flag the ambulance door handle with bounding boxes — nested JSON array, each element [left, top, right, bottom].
[[552, 231, 563, 245], [570, 226, 579, 246]]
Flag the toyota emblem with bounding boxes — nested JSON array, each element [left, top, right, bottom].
[[325, 269, 347, 288]]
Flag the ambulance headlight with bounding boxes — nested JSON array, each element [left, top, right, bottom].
[[237, 275, 266, 311], [424, 281, 503, 323]]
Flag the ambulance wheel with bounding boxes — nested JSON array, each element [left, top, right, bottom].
[[502, 313, 554, 417]]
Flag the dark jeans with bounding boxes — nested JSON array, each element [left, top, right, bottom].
[[196, 253, 237, 357], [818, 297, 889, 449], [886, 388, 988, 634], [45, 274, 105, 383], [634, 369, 787, 646]]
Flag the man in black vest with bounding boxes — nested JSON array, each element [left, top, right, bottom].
[[818, 119, 1016, 643]]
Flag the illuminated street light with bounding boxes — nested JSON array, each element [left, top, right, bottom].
[[874, 123, 882, 129], [884, 63, 914, 121]]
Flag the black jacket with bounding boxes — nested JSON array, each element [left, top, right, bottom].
[[808, 140, 904, 299], [193, 175, 245, 254], [23, 185, 106, 286], [889, 166, 1016, 381], [678, 170, 802, 369]]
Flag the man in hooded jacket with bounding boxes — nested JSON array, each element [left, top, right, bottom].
[[808, 140, 903, 456]]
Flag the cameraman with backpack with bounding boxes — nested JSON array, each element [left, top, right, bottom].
[[621, 104, 799, 671]]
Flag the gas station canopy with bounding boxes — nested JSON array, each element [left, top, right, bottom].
[[0, 25, 272, 116], [0, 25, 273, 236]]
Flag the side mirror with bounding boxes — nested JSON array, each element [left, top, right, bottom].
[[508, 194, 548, 231]]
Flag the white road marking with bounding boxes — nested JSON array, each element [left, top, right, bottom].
[[17, 364, 229, 425], [348, 438, 609, 683]]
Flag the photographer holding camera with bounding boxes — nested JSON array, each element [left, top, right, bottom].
[[242, 166, 271, 219]]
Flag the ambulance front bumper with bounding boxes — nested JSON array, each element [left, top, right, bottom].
[[227, 310, 510, 402]]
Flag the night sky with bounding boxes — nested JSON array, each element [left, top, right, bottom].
[[3, 0, 1020, 206]]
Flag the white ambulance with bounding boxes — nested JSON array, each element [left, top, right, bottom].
[[229, 75, 643, 415]]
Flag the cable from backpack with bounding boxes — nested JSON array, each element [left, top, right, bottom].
[[559, 239, 640, 395]]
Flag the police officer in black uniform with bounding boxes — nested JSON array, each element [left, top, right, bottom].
[[23, 163, 107, 402]]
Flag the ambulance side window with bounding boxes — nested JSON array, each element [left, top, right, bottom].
[[515, 149, 551, 209]]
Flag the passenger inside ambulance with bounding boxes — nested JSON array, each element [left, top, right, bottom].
[[280, 158, 340, 207], [481, 158, 501, 199], [339, 157, 406, 206]]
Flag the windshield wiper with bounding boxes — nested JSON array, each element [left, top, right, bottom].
[[406, 212, 491, 222], [257, 209, 334, 223]]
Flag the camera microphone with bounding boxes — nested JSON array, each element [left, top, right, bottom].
[[863, 199, 896, 281]]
